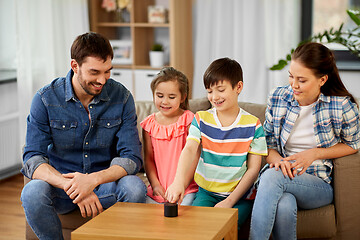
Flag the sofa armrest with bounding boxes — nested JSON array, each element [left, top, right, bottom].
[[333, 151, 360, 239]]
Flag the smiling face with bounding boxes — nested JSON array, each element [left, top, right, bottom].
[[153, 80, 184, 118], [207, 79, 242, 112], [71, 56, 113, 101], [289, 60, 328, 106]]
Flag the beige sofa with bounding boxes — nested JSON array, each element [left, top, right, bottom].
[[25, 98, 360, 239]]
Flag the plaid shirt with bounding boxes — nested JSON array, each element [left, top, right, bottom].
[[264, 85, 360, 183]]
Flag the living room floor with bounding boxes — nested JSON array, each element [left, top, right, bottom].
[[0, 172, 149, 240], [0, 173, 25, 239]]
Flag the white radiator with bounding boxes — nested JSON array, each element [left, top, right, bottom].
[[0, 112, 21, 179]]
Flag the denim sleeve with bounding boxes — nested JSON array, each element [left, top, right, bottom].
[[21, 155, 49, 179], [113, 93, 143, 175], [22, 92, 53, 179]]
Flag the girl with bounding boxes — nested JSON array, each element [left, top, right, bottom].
[[140, 67, 198, 205], [249, 42, 360, 239]]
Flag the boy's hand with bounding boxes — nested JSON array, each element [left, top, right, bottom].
[[214, 198, 234, 208], [165, 182, 184, 204]]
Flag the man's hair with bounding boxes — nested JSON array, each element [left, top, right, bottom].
[[71, 32, 113, 66], [203, 57, 243, 89]]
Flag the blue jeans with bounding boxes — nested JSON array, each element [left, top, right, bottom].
[[249, 168, 333, 240], [21, 175, 146, 240]]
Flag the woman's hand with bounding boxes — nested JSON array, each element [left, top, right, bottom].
[[283, 149, 318, 176], [268, 157, 295, 179], [277, 159, 295, 179]]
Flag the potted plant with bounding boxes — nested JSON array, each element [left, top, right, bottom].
[[270, 9, 360, 70], [149, 43, 164, 67]]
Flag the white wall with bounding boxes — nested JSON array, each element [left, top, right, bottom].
[[0, 0, 16, 69], [340, 71, 360, 100]]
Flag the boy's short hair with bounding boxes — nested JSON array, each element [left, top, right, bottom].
[[71, 32, 113, 66], [203, 57, 243, 89]]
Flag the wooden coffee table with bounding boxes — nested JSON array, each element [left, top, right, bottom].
[[71, 202, 238, 240]]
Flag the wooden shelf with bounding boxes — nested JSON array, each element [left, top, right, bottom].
[[97, 22, 131, 27], [133, 23, 170, 28], [88, 0, 193, 99]]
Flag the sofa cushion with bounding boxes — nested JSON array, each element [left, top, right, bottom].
[[297, 204, 336, 238], [238, 101, 267, 124]]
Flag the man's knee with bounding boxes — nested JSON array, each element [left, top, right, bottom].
[[21, 179, 53, 216], [21, 180, 51, 204], [118, 175, 147, 203]]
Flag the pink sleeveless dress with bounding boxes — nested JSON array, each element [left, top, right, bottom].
[[140, 110, 198, 203]]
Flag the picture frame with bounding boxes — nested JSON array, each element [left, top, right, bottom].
[[110, 40, 132, 64], [148, 6, 168, 23]]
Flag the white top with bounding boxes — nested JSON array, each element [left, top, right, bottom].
[[285, 103, 317, 156]]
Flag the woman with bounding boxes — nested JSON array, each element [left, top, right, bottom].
[[249, 42, 359, 240]]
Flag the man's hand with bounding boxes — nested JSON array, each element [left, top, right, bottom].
[[63, 172, 98, 204], [77, 192, 103, 218]]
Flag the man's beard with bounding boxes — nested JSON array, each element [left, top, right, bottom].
[[77, 70, 101, 96]]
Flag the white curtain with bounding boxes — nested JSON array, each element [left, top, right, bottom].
[[16, 0, 89, 148], [192, 0, 301, 104]]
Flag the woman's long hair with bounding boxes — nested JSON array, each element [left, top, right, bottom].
[[292, 42, 357, 106]]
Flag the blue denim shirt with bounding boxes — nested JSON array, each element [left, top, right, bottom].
[[21, 70, 142, 179]]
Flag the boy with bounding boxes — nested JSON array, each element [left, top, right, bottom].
[[165, 57, 267, 227]]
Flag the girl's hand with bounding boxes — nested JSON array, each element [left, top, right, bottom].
[[165, 182, 184, 204], [283, 149, 318, 176], [152, 185, 166, 199]]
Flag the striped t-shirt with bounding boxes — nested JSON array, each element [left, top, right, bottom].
[[187, 108, 268, 197]]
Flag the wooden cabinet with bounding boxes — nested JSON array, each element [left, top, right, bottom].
[[88, 0, 193, 100]]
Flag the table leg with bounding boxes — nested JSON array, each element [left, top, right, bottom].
[[224, 221, 237, 240]]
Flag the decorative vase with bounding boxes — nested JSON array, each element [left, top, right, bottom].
[[149, 51, 164, 67], [115, 8, 130, 23]]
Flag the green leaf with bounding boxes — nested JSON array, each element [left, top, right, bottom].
[[270, 59, 288, 70], [347, 10, 360, 26], [271, 9, 360, 71]]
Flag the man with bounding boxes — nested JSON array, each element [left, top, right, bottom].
[[21, 32, 146, 239]]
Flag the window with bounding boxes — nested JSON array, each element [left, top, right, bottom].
[[302, 0, 360, 70]]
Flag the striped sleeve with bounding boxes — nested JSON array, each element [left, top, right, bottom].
[[187, 113, 201, 143], [249, 119, 268, 156]]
